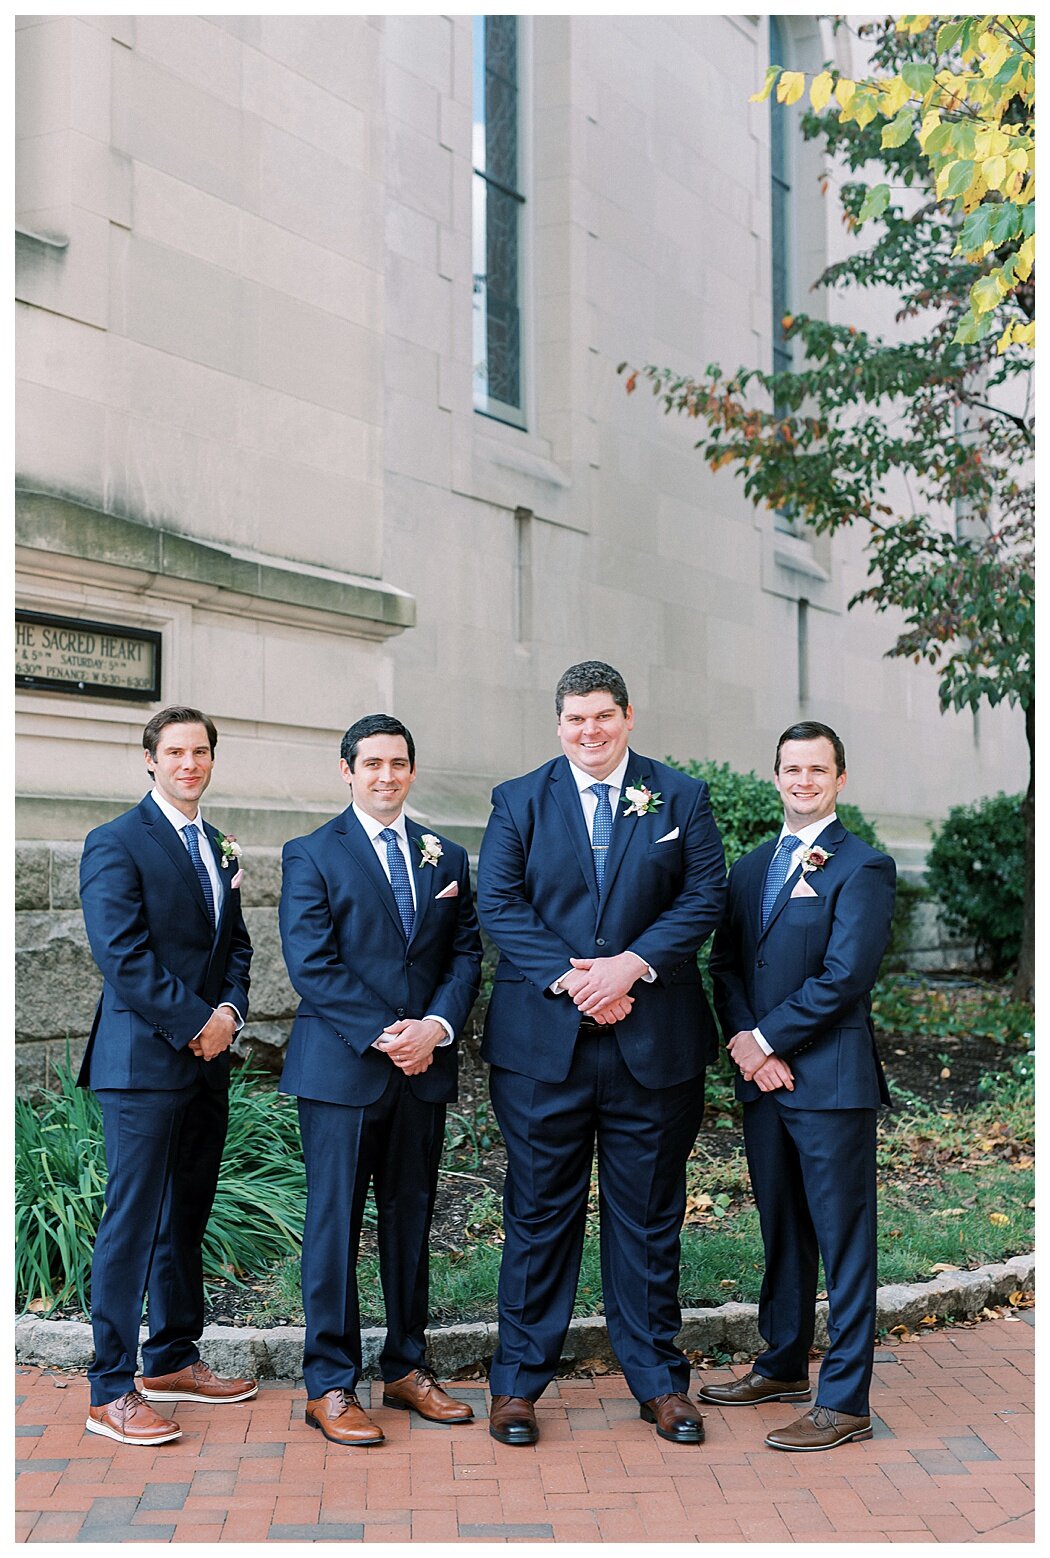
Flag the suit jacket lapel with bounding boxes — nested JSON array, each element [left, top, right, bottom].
[[550, 758, 600, 910], [404, 819, 434, 944], [757, 818, 847, 943], [138, 795, 215, 931], [203, 821, 232, 940], [335, 807, 408, 939]]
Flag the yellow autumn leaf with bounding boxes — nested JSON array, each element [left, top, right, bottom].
[[835, 77, 856, 110], [1007, 148, 1029, 175], [996, 323, 1017, 354], [918, 110, 941, 149], [750, 64, 781, 104], [982, 155, 1007, 190], [988, 1211, 1010, 1227], [776, 70, 806, 106], [1015, 236, 1035, 283], [810, 70, 834, 111], [879, 76, 913, 117]]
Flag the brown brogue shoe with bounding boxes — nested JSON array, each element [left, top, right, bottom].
[[699, 1369, 811, 1406], [639, 1392, 705, 1444], [86, 1390, 182, 1446], [383, 1367, 474, 1423], [765, 1405, 872, 1452], [141, 1359, 258, 1403], [305, 1388, 385, 1447], [488, 1394, 538, 1446]]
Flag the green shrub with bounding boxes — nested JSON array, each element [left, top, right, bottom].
[[925, 791, 1025, 975], [15, 1062, 308, 1313]]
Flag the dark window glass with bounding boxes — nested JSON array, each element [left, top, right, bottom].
[[473, 16, 525, 426]]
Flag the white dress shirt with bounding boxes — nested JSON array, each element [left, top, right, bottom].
[[148, 788, 243, 1032], [352, 802, 453, 1046], [753, 812, 837, 1056]]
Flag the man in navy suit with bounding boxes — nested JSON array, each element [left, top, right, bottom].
[[704, 721, 895, 1451], [477, 661, 727, 1446], [279, 715, 482, 1447], [78, 706, 256, 1446]]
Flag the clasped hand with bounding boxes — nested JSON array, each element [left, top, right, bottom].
[[726, 1029, 794, 1092], [560, 951, 648, 1023], [373, 1017, 445, 1075], [188, 1006, 238, 1061]]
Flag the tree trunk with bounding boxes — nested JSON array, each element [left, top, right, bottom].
[[1012, 699, 1035, 1003]]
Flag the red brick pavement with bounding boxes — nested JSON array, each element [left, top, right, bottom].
[[15, 1314, 1033, 1543]]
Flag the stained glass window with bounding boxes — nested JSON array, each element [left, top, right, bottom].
[[473, 16, 526, 427]]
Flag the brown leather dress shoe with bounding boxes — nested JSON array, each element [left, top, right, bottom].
[[382, 1367, 474, 1422], [699, 1369, 811, 1406], [141, 1359, 258, 1403], [305, 1388, 385, 1447], [86, 1389, 182, 1445], [640, 1392, 706, 1444], [765, 1405, 872, 1452], [489, 1394, 539, 1445]]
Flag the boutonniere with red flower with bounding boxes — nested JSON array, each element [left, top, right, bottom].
[[799, 844, 833, 876], [622, 780, 664, 818]]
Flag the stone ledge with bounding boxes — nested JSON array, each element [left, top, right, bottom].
[[16, 489, 415, 636], [14, 1253, 1034, 1381]]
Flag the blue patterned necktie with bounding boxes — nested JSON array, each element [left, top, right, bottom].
[[761, 834, 802, 928], [182, 822, 216, 924], [379, 827, 415, 939], [589, 783, 613, 893]]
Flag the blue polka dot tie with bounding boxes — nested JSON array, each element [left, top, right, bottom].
[[182, 822, 216, 925], [589, 783, 613, 893], [380, 827, 415, 939], [761, 835, 802, 928]]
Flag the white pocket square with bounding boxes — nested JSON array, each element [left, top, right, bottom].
[[655, 826, 680, 843], [435, 881, 459, 900], [791, 876, 818, 898]]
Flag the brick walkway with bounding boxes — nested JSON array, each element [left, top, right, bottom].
[[16, 1313, 1033, 1543]]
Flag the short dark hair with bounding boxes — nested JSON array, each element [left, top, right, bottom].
[[555, 660, 630, 718], [774, 720, 846, 776], [340, 714, 416, 771], [142, 706, 218, 761]]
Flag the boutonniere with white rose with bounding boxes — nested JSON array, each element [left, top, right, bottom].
[[622, 780, 664, 818], [217, 833, 242, 870], [799, 844, 833, 875], [417, 833, 443, 867], [217, 832, 244, 890]]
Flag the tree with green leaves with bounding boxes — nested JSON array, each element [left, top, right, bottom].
[[619, 15, 1034, 998]]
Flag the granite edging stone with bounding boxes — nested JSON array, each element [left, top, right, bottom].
[[14, 1253, 1034, 1381]]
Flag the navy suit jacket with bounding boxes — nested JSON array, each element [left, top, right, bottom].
[[78, 795, 253, 1092], [477, 750, 727, 1089], [709, 820, 895, 1110], [278, 808, 483, 1108]]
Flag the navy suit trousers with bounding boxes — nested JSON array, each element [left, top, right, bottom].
[[89, 1077, 227, 1405], [297, 1071, 446, 1398], [488, 1032, 705, 1404], [744, 1096, 878, 1416]]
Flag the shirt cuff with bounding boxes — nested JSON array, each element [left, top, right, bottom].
[[753, 1027, 773, 1056], [551, 971, 573, 993], [424, 1013, 455, 1046], [192, 1003, 244, 1042]]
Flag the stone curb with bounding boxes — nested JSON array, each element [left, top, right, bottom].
[[15, 1253, 1034, 1382]]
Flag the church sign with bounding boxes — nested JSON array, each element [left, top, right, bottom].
[[16, 611, 162, 702]]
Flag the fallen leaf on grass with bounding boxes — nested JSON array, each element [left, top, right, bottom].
[[939, 1067, 951, 1079], [929, 1263, 960, 1273], [988, 1211, 1010, 1227]]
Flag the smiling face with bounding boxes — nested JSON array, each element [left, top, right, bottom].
[[341, 733, 416, 824], [558, 690, 635, 781], [774, 736, 846, 833], [144, 721, 215, 819]]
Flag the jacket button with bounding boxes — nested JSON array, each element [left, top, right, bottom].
[[596, 937, 606, 947], [396, 1007, 405, 1017], [757, 960, 766, 969]]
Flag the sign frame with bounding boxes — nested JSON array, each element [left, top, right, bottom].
[[15, 609, 163, 703]]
